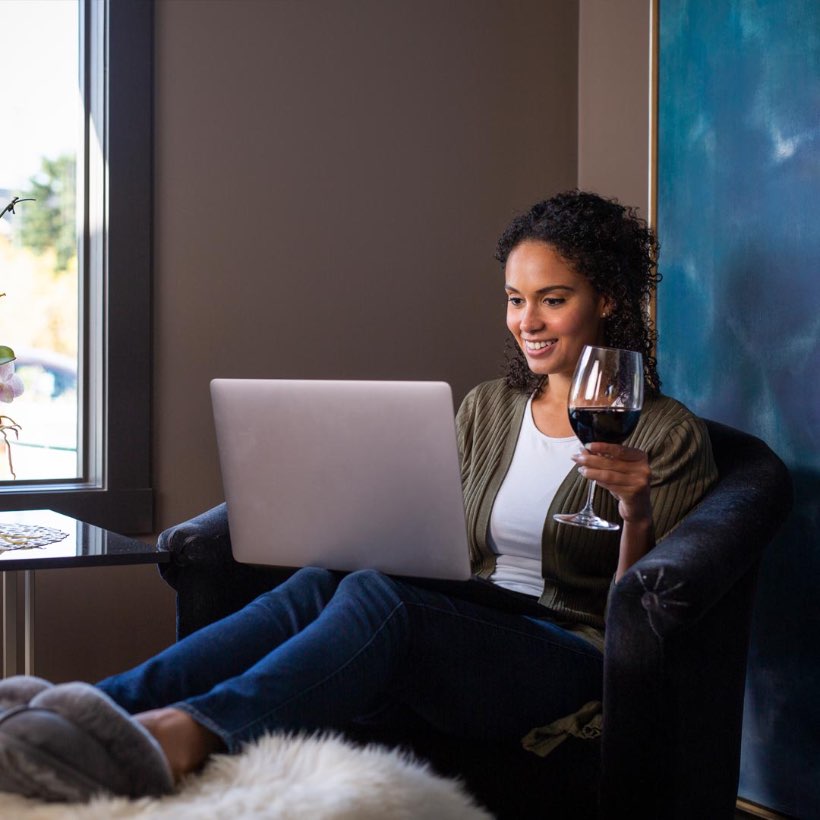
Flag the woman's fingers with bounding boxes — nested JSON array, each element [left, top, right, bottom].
[[571, 444, 652, 514], [571, 444, 649, 482], [580, 442, 644, 461]]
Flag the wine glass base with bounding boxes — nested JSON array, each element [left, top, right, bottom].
[[553, 512, 620, 532]]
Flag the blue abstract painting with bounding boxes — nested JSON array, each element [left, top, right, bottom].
[[658, 1, 819, 816]]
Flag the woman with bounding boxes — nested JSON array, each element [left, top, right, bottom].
[[0, 191, 716, 802]]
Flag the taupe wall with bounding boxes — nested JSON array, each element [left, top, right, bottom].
[[152, 0, 579, 531], [578, 0, 650, 216], [35, 0, 651, 682]]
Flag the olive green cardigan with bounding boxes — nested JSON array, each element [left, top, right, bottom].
[[455, 379, 717, 647]]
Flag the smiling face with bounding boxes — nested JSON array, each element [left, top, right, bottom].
[[505, 240, 609, 385]]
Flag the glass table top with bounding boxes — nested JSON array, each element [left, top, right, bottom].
[[0, 509, 168, 571]]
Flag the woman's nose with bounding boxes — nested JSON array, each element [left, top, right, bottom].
[[520, 303, 543, 331]]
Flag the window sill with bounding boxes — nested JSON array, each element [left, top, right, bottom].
[[0, 486, 153, 535]]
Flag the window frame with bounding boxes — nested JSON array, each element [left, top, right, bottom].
[[0, 0, 154, 534]]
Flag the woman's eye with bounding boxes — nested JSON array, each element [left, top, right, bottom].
[[544, 297, 565, 306], [507, 296, 524, 306]]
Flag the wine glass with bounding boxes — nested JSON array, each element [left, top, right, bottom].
[[553, 345, 644, 531]]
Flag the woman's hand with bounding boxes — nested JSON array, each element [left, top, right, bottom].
[[571, 443, 652, 523], [571, 443, 654, 578]]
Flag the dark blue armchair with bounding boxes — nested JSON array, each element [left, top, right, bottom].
[[158, 420, 792, 819]]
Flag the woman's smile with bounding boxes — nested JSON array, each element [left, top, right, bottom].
[[522, 338, 557, 354]]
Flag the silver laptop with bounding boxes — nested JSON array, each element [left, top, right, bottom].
[[210, 379, 472, 580]]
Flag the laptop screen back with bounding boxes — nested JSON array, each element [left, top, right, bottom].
[[210, 379, 472, 580]]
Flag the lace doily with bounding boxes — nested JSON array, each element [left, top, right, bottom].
[[0, 522, 69, 551]]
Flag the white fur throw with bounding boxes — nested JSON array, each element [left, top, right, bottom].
[[0, 732, 491, 819]]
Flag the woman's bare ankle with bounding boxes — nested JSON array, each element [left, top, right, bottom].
[[136, 707, 224, 782]]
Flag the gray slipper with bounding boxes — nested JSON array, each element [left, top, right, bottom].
[[0, 676, 54, 798], [0, 675, 52, 710], [0, 682, 173, 803]]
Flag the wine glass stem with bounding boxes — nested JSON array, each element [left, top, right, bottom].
[[580, 480, 598, 516]]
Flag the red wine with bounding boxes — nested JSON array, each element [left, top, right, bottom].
[[569, 407, 640, 445]]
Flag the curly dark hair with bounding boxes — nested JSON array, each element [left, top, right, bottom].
[[495, 189, 661, 396]]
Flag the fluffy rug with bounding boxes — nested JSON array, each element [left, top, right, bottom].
[[0, 732, 491, 819]]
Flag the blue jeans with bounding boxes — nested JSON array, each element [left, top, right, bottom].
[[98, 568, 602, 753]]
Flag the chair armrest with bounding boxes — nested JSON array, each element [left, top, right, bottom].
[[611, 423, 792, 639], [157, 503, 234, 592], [600, 425, 791, 818], [157, 502, 296, 637]]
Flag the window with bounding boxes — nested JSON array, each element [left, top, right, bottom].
[[0, 1, 80, 483], [0, 0, 153, 533]]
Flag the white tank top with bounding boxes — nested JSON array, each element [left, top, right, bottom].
[[488, 395, 580, 597]]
